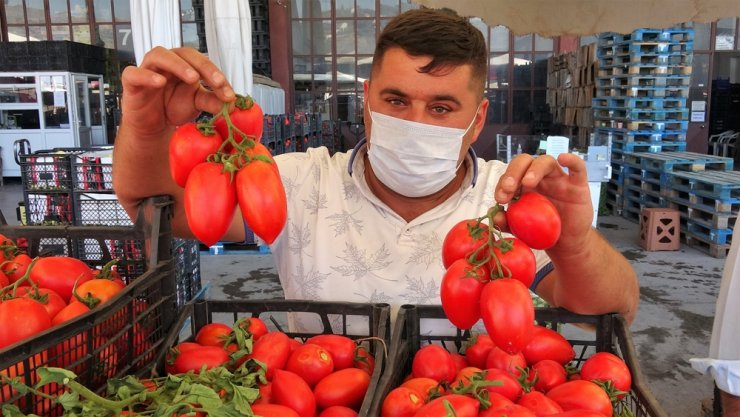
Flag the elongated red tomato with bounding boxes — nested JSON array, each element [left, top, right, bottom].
[[517, 391, 564, 416], [306, 334, 357, 370], [546, 380, 613, 417], [168, 122, 223, 187], [272, 369, 317, 417], [485, 345, 527, 377], [214, 95, 264, 144], [286, 343, 335, 387], [506, 192, 562, 250], [442, 220, 490, 269], [235, 158, 287, 244], [29, 256, 94, 303], [479, 278, 535, 354], [462, 333, 495, 369], [530, 359, 568, 392], [381, 387, 424, 417], [2, 253, 32, 284], [173, 345, 230, 373], [250, 403, 300, 417], [522, 325, 576, 366], [579, 352, 632, 395], [320, 406, 359, 417], [184, 162, 237, 247], [248, 331, 292, 380], [413, 394, 479, 417], [490, 237, 536, 288], [313, 368, 370, 410], [0, 298, 51, 348], [441, 258, 489, 330], [412, 345, 456, 383], [14, 287, 66, 319]]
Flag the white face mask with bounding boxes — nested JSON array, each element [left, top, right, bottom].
[[367, 106, 478, 198]]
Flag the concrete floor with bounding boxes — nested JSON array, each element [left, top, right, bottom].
[[0, 176, 722, 417]]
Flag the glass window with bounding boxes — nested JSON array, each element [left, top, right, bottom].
[[357, 20, 375, 54], [533, 90, 548, 114], [357, 55, 372, 80], [580, 35, 598, 46], [94, 0, 113, 21], [1, 109, 41, 130], [490, 26, 509, 52], [181, 22, 199, 49], [28, 26, 48, 41], [52, 25, 71, 41], [533, 53, 551, 88], [312, 20, 332, 55], [535, 35, 553, 51], [8, 26, 27, 42], [514, 34, 532, 51], [27, 0, 46, 24], [51, 1, 70, 24], [337, 20, 356, 54], [513, 54, 533, 88], [96, 24, 115, 48], [5, 0, 24, 25], [0, 76, 35, 84], [512, 90, 531, 123], [400, 1, 417, 12], [336, 0, 354, 18], [489, 53, 510, 88], [690, 22, 711, 50], [486, 90, 508, 124], [317, 0, 331, 18], [73, 25, 91, 44], [292, 21, 311, 55], [40, 76, 70, 129], [181, 0, 195, 21], [691, 53, 710, 88], [292, 0, 308, 19], [0, 86, 38, 104], [71, 0, 89, 23], [357, 0, 374, 18], [716, 18, 736, 50], [337, 56, 356, 81], [113, 0, 130, 20], [379, 0, 398, 17], [88, 77, 103, 126], [293, 56, 312, 77], [471, 18, 489, 47]]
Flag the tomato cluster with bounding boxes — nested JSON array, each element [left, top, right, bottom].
[[168, 94, 287, 246], [381, 332, 632, 417]]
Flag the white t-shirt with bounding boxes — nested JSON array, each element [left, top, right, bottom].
[[270, 142, 551, 330]]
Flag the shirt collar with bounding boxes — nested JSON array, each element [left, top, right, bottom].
[[347, 138, 479, 187]]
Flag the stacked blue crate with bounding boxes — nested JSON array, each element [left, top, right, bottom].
[[596, 28, 694, 217]]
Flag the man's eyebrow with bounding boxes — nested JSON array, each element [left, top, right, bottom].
[[378, 88, 462, 106]]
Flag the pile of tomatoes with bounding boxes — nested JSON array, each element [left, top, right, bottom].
[[168, 95, 287, 246], [161, 320, 376, 417]]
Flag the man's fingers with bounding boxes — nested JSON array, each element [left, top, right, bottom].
[[121, 66, 167, 91], [173, 47, 235, 101], [495, 154, 534, 203], [558, 153, 589, 185]]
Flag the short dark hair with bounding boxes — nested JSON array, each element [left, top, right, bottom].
[[372, 8, 487, 93]]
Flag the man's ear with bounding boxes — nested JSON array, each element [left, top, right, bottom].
[[471, 97, 489, 143]]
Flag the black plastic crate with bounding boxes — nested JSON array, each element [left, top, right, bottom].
[[152, 299, 391, 416], [73, 192, 132, 226], [367, 305, 668, 417], [0, 197, 178, 416], [18, 149, 84, 191], [24, 192, 75, 225], [71, 149, 114, 191], [172, 238, 202, 307]]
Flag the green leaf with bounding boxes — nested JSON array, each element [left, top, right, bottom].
[[36, 367, 77, 387], [57, 391, 82, 410], [231, 384, 260, 414], [2, 404, 37, 417]]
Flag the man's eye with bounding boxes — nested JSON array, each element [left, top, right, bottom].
[[388, 98, 405, 106], [431, 106, 450, 114]]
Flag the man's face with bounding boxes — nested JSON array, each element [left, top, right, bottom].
[[363, 47, 489, 163]]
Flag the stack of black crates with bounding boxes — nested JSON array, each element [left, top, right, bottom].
[[17, 148, 202, 306], [597, 28, 693, 214], [710, 79, 740, 135]]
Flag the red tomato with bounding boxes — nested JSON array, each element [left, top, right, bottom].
[[306, 334, 357, 370], [235, 158, 287, 244], [272, 369, 317, 417], [546, 380, 613, 417], [484, 392, 515, 411], [286, 343, 335, 387], [253, 381, 272, 404], [0, 270, 7, 287], [29, 256, 94, 303], [184, 162, 238, 247], [481, 368, 523, 401], [240, 317, 269, 341], [479, 278, 535, 354], [250, 403, 300, 417], [2, 253, 32, 284], [214, 95, 264, 144], [52, 301, 91, 325], [92, 262, 125, 287], [412, 345, 456, 383], [381, 387, 424, 417], [195, 323, 232, 348], [485, 345, 527, 377], [462, 333, 495, 369], [506, 192, 562, 250], [320, 406, 359, 417], [1, 352, 47, 402], [169, 122, 223, 187], [173, 345, 230, 374], [441, 258, 489, 330], [579, 352, 632, 396], [71, 278, 125, 308], [313, 368, 370, 410], [489, 237, 536, 287], [354, 345, 375, 375], [547, 411, 609, 417], [442, 219, 491, 269], [522, 326, 576, 366], [413, 394, 479, 417], [478, 404, 536, 417], [450, 353, 468, 374], [530, 359, 568, 393], [400, 377, 445, 403], [451, 366, 482, 390], [517, 391, 564, 415], [248, 331, 292, 380], [50, 334, 118, 383], [14, 286, 66, 319], [0, 297, 51, 348]]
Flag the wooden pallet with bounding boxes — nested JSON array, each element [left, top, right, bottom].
[[667, 171, 740, 200]]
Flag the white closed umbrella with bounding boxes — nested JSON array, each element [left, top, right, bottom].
[[690, 236, 740, 395], [204, 0, 253, 96], [130, 0, 182, 66]]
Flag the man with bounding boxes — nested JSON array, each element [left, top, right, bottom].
[[112, 8, 638, 324]]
